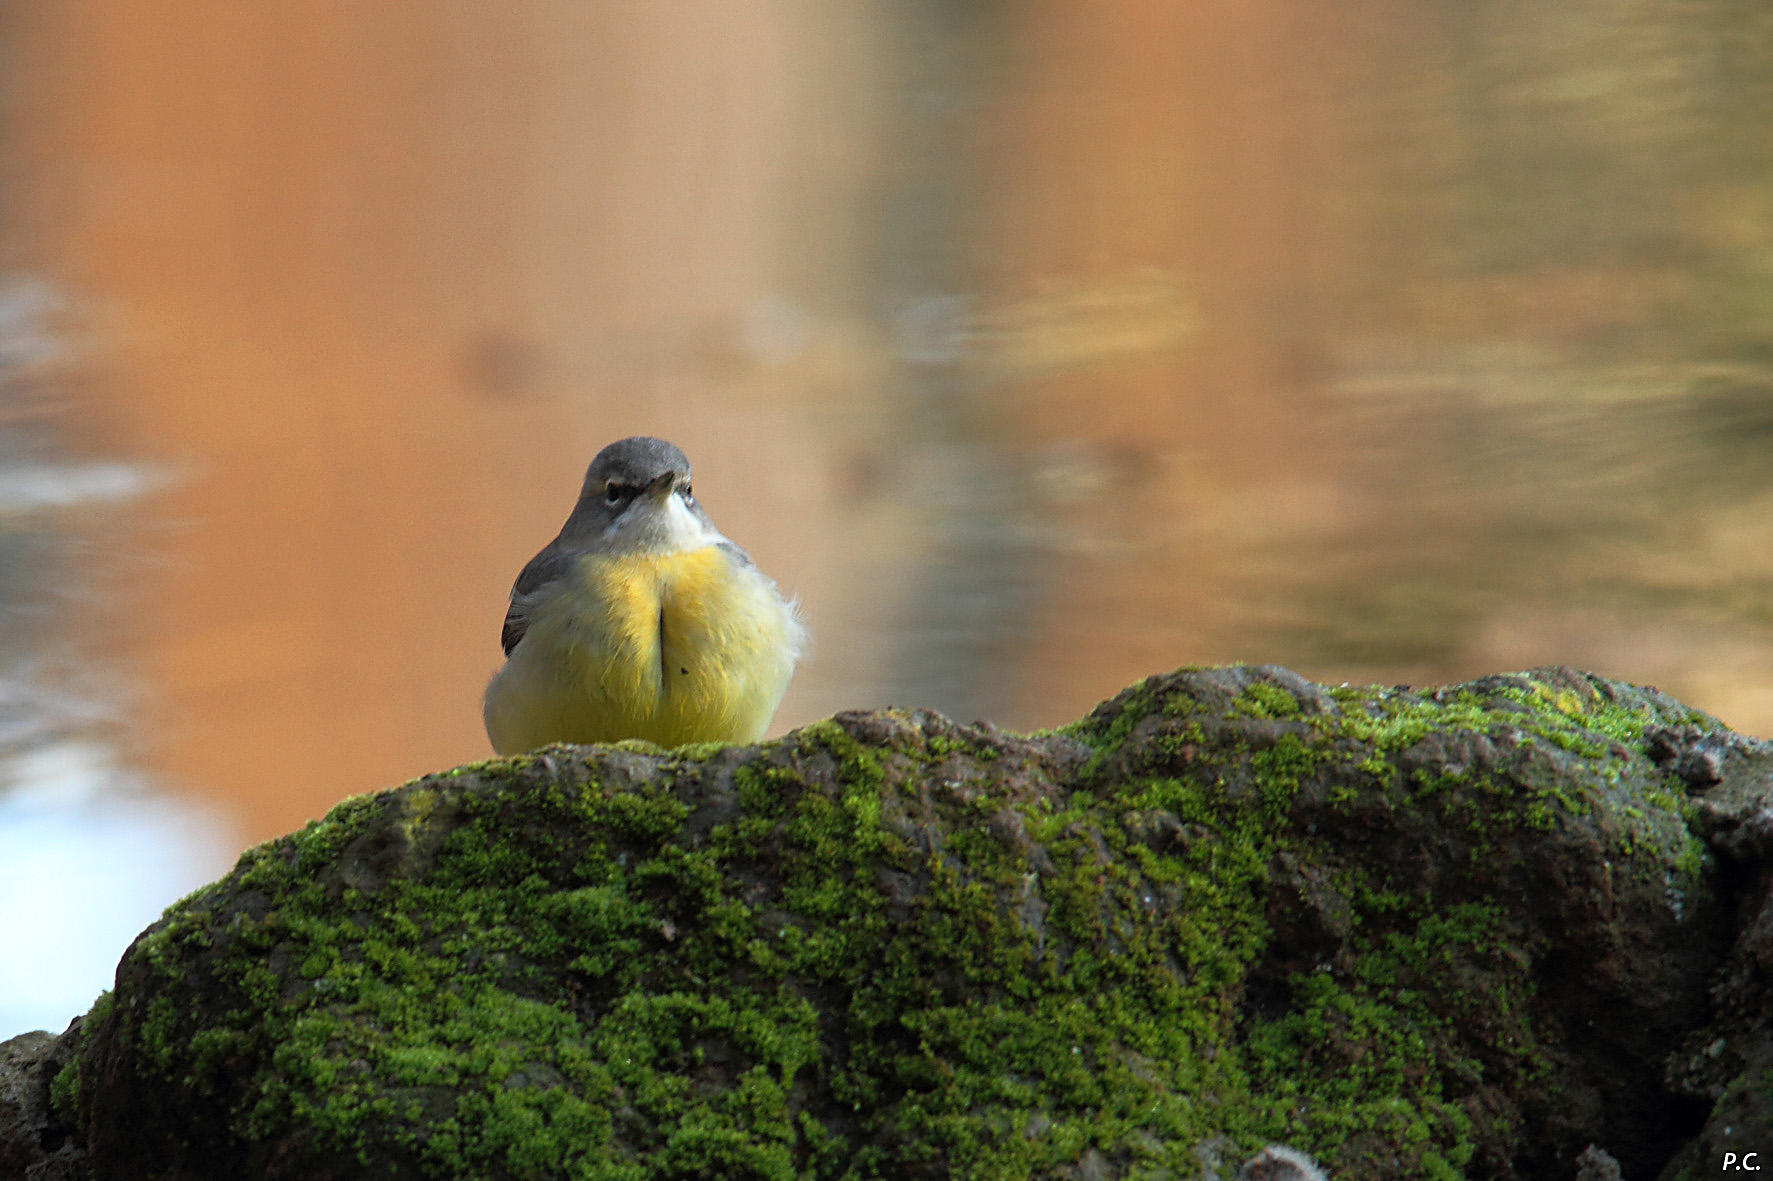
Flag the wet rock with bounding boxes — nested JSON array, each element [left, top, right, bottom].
[[1574, 1143, 1623, 1180], [0, 1026, 90, 1180], [16, 665, 1773, 1179]]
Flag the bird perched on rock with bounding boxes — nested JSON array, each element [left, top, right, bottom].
[[484, 436, 806, 754]]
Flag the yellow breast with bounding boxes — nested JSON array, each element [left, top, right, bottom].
[[483, 545, 801, 753]]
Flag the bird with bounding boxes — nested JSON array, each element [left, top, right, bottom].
[[483, 436, 806, 755]]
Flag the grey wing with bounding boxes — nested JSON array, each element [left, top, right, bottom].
[[500, 543, 577, 656]]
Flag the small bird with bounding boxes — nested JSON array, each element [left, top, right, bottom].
[[484, 436, 806, 755]]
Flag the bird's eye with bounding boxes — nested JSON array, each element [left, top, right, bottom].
[[604, 482, 626, 505], [681, 484, 693, 501]]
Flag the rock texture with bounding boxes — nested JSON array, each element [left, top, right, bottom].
[[0, 1025, 85, 1180], [8, 665, 1773, 1179]]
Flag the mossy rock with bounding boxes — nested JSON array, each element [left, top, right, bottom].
[[29, 666, 1773, 1179]]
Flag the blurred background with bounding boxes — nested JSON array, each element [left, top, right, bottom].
[[5, 2, 1773, 1036]]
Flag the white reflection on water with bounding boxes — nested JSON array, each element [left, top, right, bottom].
[[0, 274, 232, 1038], [0, 462, 164, 515], [0, 740, 236, 1039]]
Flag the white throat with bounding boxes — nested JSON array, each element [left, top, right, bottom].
[[608, 490, 724, 555]]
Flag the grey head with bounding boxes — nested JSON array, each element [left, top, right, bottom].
[[500, 436, 726, 655], [581, 436, 692, 504], [556, 435, 719, 548]]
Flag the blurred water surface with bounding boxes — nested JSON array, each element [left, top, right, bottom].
[[4, 2, 1773, 1034]]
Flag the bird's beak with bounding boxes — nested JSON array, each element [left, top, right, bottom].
[[644, 471, 677, 500]]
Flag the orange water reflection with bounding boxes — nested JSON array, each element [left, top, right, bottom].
[[6, 2, 1773, 852]]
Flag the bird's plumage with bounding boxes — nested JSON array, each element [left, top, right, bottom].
[[483, 436, 805, 754]]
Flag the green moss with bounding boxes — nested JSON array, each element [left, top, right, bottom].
[[795, 718, 888, 794], [1251, 733, 1316, 820], [1062, 677, 1161, 774], [669, 740, 729, 761], [1232, 682, 1303, 720], [50, 1054, 82, 1125], [74, 667, 1721, 1180], [1079, 667, 1712, 1171], [1242, 894, 1543, 1171]]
